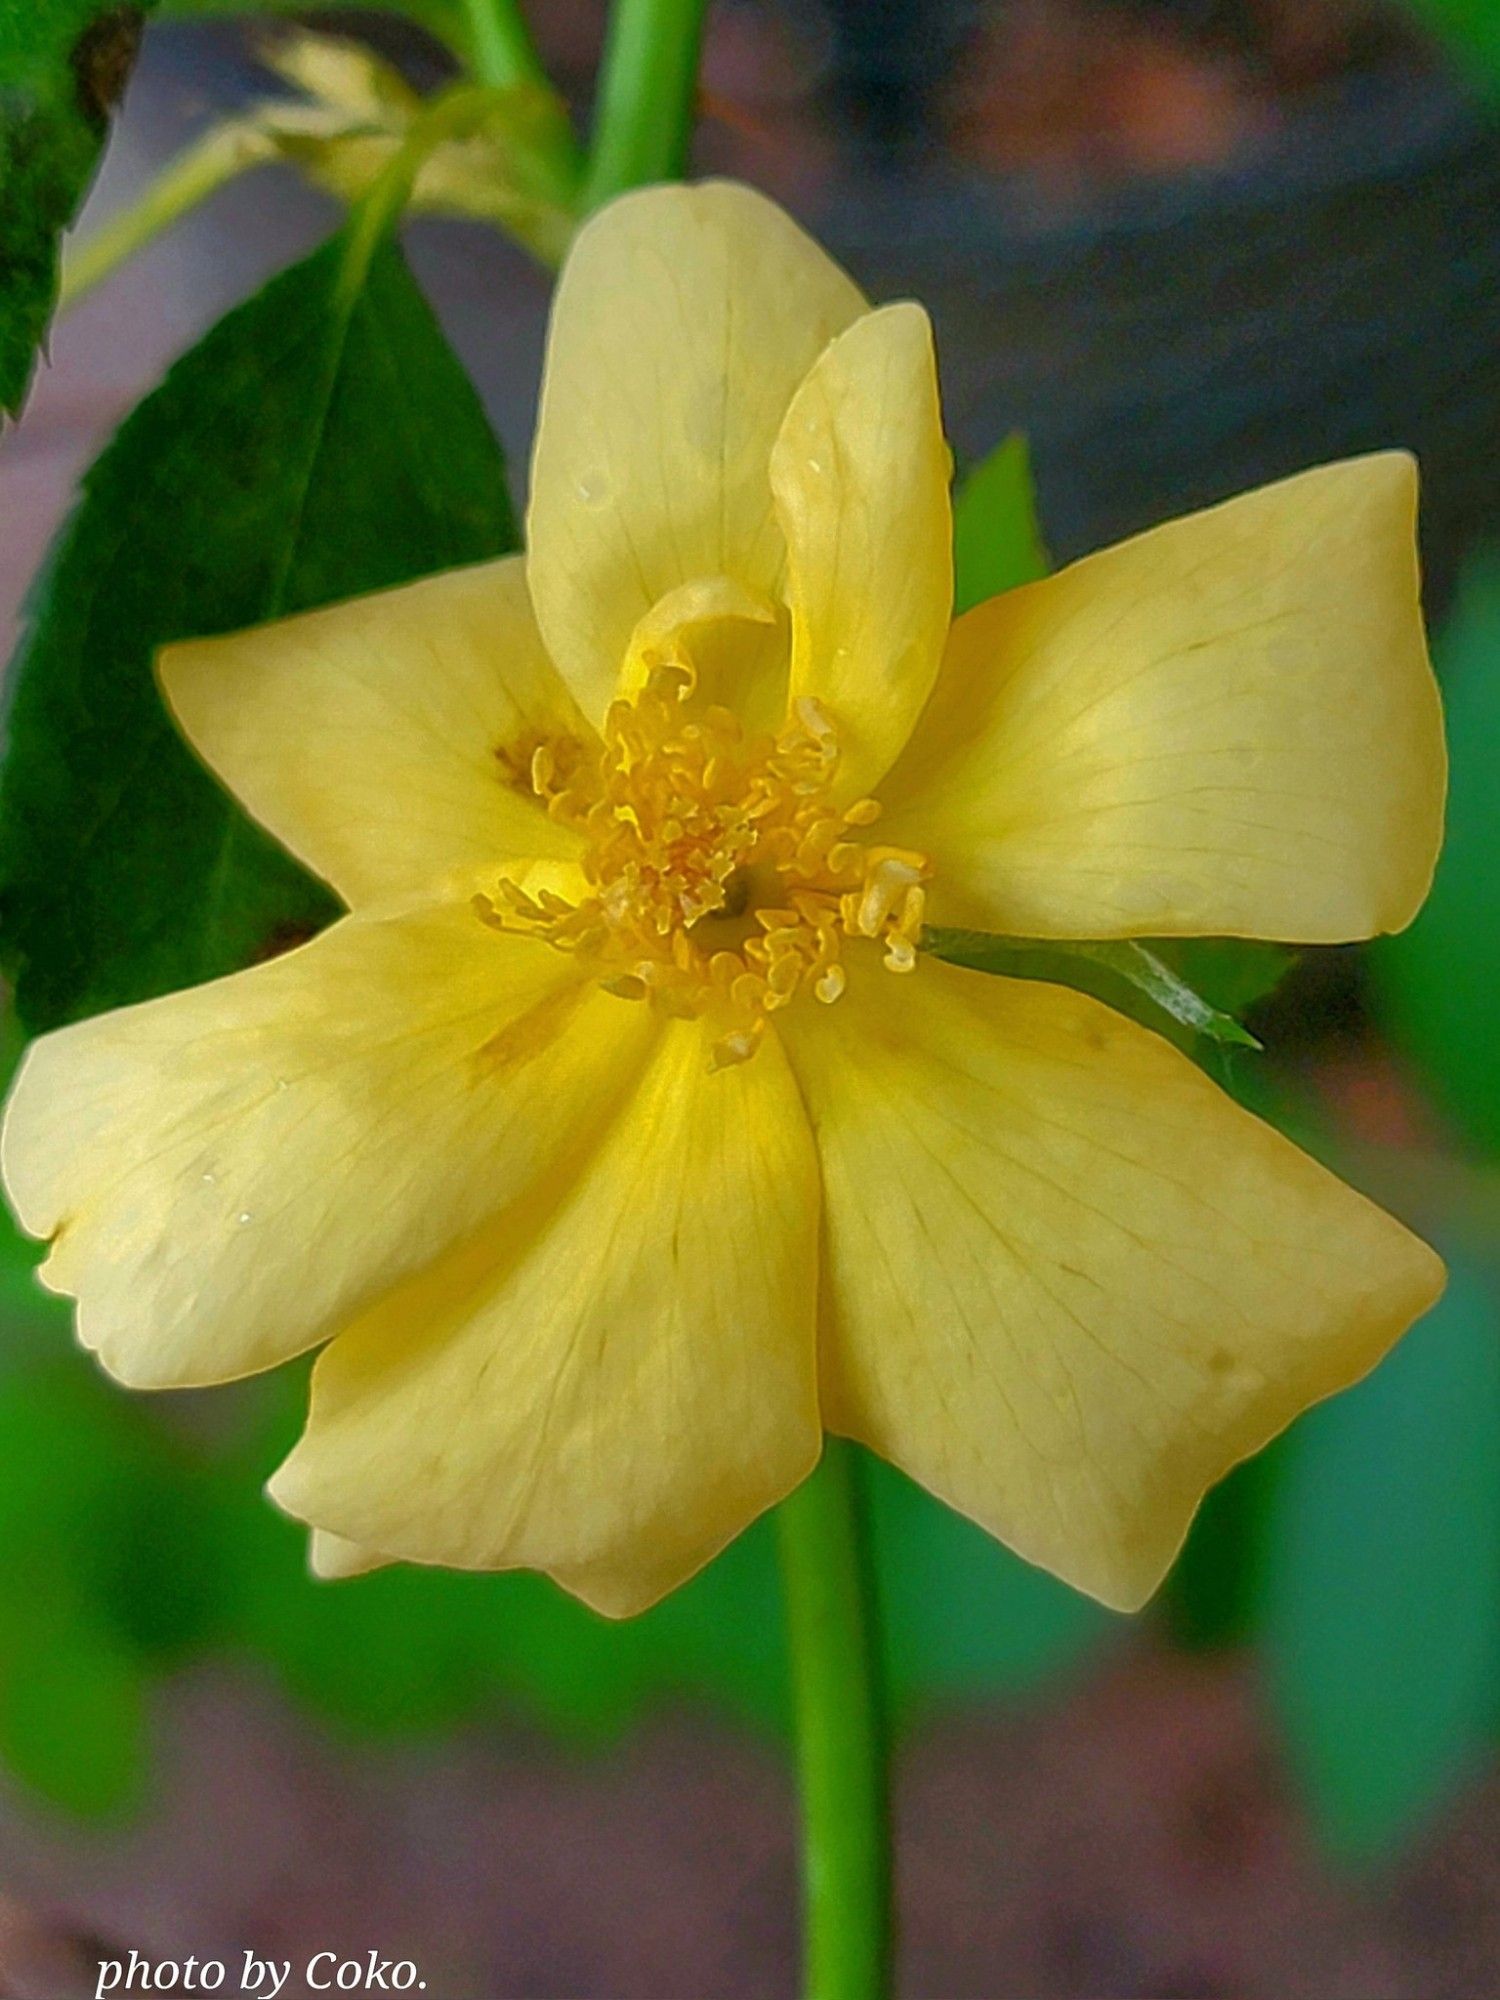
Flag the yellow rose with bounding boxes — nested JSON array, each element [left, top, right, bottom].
[[2, 183, 1445, 1617]]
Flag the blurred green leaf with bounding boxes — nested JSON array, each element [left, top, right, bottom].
[[0, 1584, 148, 1817], [1165, 1451, 1277, 1650], [866, 1456, 1113, 1705], [926, 930, 1264, 1053], [158, 0, 461, 32], [1262, 1258, 1500, 1865], [1395, 0, 1500, 93], [1376, 553, 1500, 1154], [0, 225, 517, 1034], [0, 1360, 166, 1814], [0, 1211, 67, 1374], [0, 0, 152, 414], [951, 432, 1048, 615], [90, 1446, 228, 1662], [1150, 939, 1297, 1023], [0, 1358, 144, 1561]]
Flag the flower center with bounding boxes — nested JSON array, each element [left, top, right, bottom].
[[476, 670, 930, 1068]]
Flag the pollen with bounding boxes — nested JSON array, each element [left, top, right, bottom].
[[474, 670, 930, 1068]]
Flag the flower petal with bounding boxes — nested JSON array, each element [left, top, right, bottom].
[[160, 557, 594, 909], [771, 302, 953, 796], [526, 181, 866, 720], [881, 454, 1445, 941], [309, 1530, 388, 1581], [270, 1016, 822, 1618], [1, 906, 653, 1389], [781, 958, 1443, 1611]]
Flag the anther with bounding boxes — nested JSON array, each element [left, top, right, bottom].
[[815, 964, 847, 1003], [484, 680, 931, 1066]]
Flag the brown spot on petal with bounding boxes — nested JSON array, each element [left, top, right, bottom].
[[475, 978, 588, 1072]]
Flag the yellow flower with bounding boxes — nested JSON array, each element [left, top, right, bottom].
[[2, 183, 1446, 1618]]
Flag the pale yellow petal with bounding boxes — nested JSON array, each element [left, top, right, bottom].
[[526, 180, 866, 719], [881, 454, 1445, 941], [160, 557, 594, 909], [270, 1016, 821, 1618], [771, 302, 953, 796], [1, 906, 653, 1389], [782, 958, 1443, 1610], [309, 1530, 389, 1581]]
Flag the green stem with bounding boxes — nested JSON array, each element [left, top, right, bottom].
[[582, 0, 710, 210], [59, 122, 273, 310], [776, 1440, 892, 2000], [458, 0, 549, 89], [338, 83, 504, 300]]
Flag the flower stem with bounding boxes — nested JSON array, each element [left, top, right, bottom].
[[59, 121, 273, 311], [776, 1440, 892, 2000], [459, 0, 549, 90], [582, 0, 709, 211], [337, 83, 505, 300]]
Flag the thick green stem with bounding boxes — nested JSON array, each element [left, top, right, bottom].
[[459, 0, 549, 90], [582, 0, 709, 209], [776, 1440, 892, 2000], [60, 122, 273, 310]]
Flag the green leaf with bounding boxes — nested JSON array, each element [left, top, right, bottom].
[[951, 432, 1048, 615], [1394, 0, 1500, 93], [157, 0, 462, 37], [1164, 1449, 1277, 1650], [0, 224, 518, 1034], [1375, 553, 1500, 1155], [1261, 1258, 1500, 1864], [1148, 938, 1297, 1022], [925, 929, 1264, 1052], [0, 0, 153, 414], [0, 1360, 165, 1815], [0, 1584, 148, 1816], [866, 1456, 1112, 1705], [0, 1163, 69, 1377]]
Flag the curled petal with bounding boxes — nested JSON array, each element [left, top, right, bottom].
[[772, 302, 953, 796], [527, 181, 866, 719]]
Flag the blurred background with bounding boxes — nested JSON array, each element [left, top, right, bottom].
[[4, 1, 1500, 1994]]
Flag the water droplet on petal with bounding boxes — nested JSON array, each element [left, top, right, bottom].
[[236, 1210, 254, 1226], [576, 471, 611, 508]]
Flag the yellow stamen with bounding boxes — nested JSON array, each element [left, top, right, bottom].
[[485, 672, 930, 1062]]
